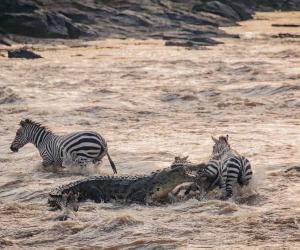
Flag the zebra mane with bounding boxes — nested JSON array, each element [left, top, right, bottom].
[[210, 135, 231, 160], [218, 135, 230, 147], [20, 119, 52, 133]]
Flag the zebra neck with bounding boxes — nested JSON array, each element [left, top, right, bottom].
[[211, 148, 231, 160], [31, 128, 54, 148]]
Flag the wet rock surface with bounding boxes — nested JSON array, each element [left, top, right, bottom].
[[1, 0, 300, 47]]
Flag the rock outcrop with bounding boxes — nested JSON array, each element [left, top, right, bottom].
[[0, 0, 299, 47]]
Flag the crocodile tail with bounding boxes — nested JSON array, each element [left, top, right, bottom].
[[107, 151, 117, 174]]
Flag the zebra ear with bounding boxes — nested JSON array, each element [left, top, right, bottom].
[[211, 136, 218, 143], [20, 120, 25, 126], [226, 135, 229, 142], [183, 156, 189, 161]]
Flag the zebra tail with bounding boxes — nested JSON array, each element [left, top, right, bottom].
[[106, 151, 117, 174]]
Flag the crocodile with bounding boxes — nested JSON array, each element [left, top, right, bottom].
[[48, 158, 210, 210]]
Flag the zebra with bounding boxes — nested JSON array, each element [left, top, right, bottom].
[[197, 158, 227, 196], [210, 135, 252, 199], [10, 119, 117, 174]]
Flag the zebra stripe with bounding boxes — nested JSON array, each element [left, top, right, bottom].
[[211, 135, 252, 199], [198, 159, 227, 194], [10, 119, 117, 174], [223, 155, 252, 197]]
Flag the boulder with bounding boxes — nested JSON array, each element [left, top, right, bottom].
[[221, 1, 253, 20], [281, 0, 300, 10], [8, 49, 42, 59], [45, 12, 84, 38], [192, 1, 241, 21], [0, 12, 49, 37], [0, 11, 86, 38], [0, 0, 38, 13]]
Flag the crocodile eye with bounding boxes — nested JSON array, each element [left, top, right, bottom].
[[156, 188, 160, 191]]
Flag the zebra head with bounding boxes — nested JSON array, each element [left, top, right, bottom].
[[211, 135, 230, 159], [10, 119, 37, 152]]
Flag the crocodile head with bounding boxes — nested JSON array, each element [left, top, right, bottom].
[[148, 163, 210, 203]]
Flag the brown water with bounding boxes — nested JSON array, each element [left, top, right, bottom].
[[1, 12, 300, 249]]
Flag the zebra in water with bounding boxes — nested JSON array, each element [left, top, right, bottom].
[[196, 158, 227, 196], [210, 135, 252, 199], [10, 119, 117, 174]]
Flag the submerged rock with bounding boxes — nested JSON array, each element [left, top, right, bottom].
[[165, 38, 222, 47], [8, 49, 42, 59], [272, 33, 300, 39]]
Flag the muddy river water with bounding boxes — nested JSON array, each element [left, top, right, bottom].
[[0, 12, 300, 249]]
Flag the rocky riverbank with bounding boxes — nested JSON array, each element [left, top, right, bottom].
[[1, 0, 300, 47]]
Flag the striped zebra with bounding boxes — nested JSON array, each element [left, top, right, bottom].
[[10, 119, 117, 174], [197, 158, 227, 195], [211, 135, 252, 199]]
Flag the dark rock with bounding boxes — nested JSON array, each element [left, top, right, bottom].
[[281, 0, 300, 10], [192, 1, 241, 21], [165, 37, 221, 47], [164, 9, 220, 26], [1, 0, 300, 48], [59, 9, 91, 23], [272, 33, 300, 39], [111, 10, 153, 27], [8, 49, 42, 59], [0, 0, 39, 13], [45, 12, 84, 38], [272, 24, 300, 27], [46, 12, 73, 38], [285, 166, 300, 172], [0, 12, 49, 37], [0, 36, 13, 46], [221, 1, 253, 20], [0, 30, 13, 46], [0, 11, 87, 38]]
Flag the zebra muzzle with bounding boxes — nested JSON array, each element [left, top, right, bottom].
[[10, 145, 19, 152]]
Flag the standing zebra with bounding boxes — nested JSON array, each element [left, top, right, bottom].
[[10, 119, 117, 174], [210, 135, 252, 199]]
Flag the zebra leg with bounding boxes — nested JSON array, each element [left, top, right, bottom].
[[91, 159, 102, 174], [225, 179, 236, 199], [75, 156, 90, 171], [92, 159, 102, 168], [218, 178, 227, 200], [42, 159, 53, 167]]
